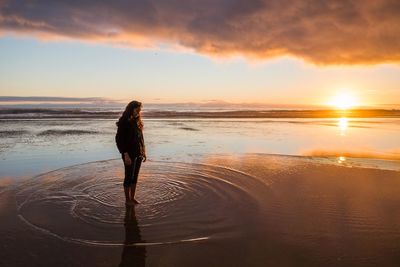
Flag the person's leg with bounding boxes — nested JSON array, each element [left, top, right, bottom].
[[123, 155, 134, 204], [130, 183, 138, 203], [124, 187, 130, 202], [130, 157, 142, 203]]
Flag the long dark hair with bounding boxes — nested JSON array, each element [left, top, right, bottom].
[[116, 100, 143, 130]]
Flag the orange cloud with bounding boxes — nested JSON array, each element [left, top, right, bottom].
[[1, 0, 400, 65]]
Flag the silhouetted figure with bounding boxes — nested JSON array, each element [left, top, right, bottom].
[[119, 205, 146, 267], [116, 101, 147, 205]]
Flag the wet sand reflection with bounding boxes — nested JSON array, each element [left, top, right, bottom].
[[119, 205, 146, 267]]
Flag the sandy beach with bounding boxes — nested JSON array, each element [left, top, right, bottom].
[[1, 154, 399, 266]]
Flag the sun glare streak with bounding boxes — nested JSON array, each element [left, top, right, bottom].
[[338, 117, 348, 136]]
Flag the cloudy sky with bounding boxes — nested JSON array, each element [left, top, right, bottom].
[[1, 0, 399, 107]]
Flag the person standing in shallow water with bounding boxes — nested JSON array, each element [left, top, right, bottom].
[[115, 101, 147, 205]]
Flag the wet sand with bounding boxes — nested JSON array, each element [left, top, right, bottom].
[[1, 154, 400, 266]]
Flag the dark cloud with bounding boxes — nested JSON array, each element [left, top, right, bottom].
[[1, 0, 399, 64]]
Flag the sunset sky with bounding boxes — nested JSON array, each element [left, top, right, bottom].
[[1, 0, 399, 107]]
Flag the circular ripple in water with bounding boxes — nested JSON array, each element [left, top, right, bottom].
[[15, 160, 266, 246]]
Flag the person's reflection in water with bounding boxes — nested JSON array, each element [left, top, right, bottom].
[[119, 204, 146, 267]]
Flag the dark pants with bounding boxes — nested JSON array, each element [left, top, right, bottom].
[[122, 155, 143, 187]]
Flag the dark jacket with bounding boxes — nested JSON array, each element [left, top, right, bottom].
[[115, 119, 145, 157]]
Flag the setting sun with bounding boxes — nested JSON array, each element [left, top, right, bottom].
[[329, 92, 358, 109]]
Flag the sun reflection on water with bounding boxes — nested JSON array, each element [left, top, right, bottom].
[[338, 156, 346, 164], [338, 117, 348, 136]]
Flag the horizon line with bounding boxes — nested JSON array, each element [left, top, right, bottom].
[[0, 96, 399, 109]]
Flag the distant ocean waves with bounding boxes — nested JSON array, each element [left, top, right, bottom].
[[0, 129, 101, 138], [0, 108, 120, 119], [0, 107, 400, 119]]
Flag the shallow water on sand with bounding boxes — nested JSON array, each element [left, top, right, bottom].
[[1, 118, 400, 179], [15, 160, 266, 247], [7, 155, 400, 266]]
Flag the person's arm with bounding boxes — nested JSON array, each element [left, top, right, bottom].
[[141, 132, 147, 162], [116, 121, 132, 165]]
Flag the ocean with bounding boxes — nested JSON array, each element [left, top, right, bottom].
[[1, 106, 399, 179]]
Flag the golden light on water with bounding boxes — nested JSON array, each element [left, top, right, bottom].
[[338, 156, 346, 164], [338, 117, 348, 136]]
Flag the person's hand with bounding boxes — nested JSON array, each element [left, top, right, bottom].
[[142, 154, 147, 162], [124, 153, 132, 165]]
